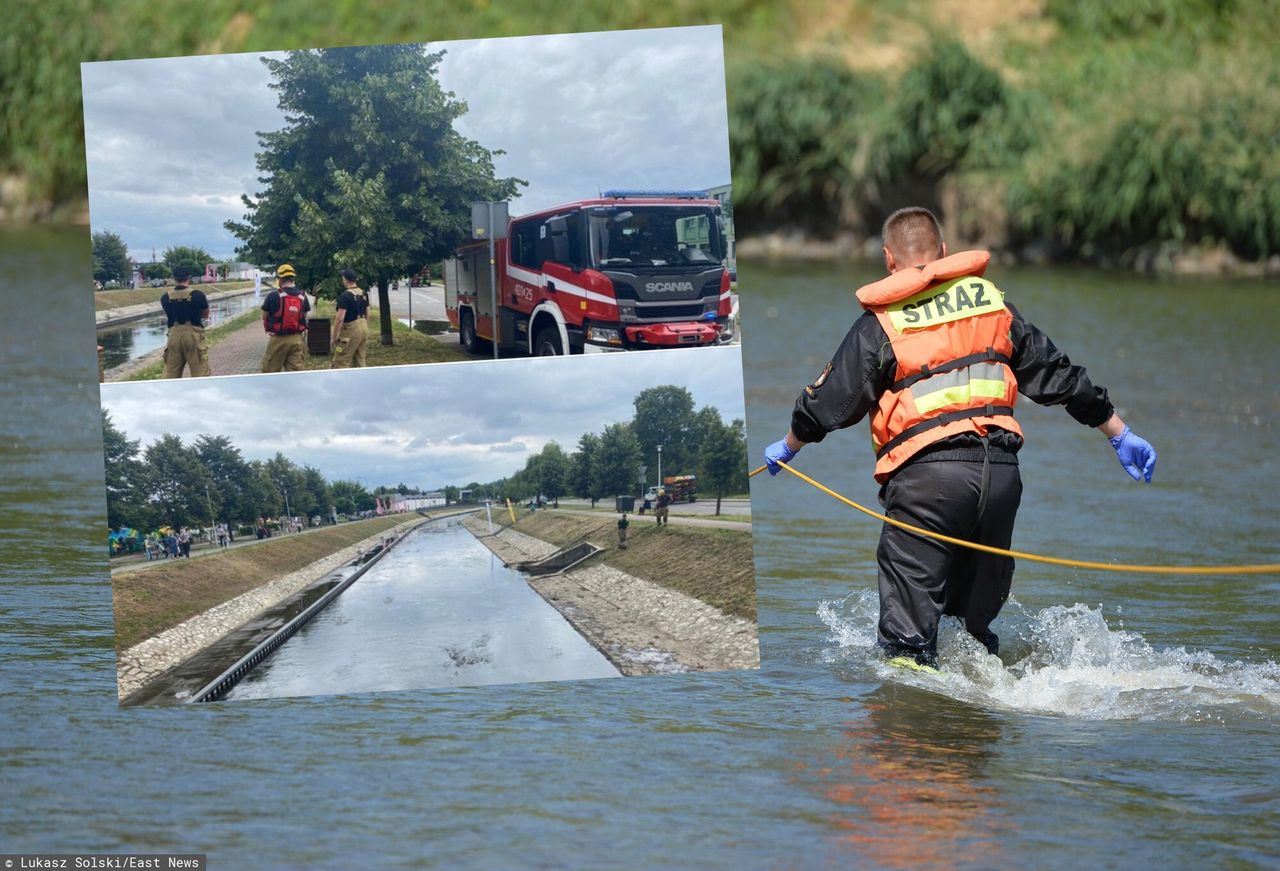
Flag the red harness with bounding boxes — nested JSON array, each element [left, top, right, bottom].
[[272, 292, 307, 335]]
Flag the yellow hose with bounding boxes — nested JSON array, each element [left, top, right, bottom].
[[749, 462, 1280, 575]]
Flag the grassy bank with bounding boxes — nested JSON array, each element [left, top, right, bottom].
[[513, 510, 756, 622], [94, 281, 254, 312], [8, 3, 1277, 265], [302, 302, 469, 368], [112, 514, 408, 651]]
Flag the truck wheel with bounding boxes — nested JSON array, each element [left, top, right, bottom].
[[534, 327, 563, 356], [460, 311, 481, 354]]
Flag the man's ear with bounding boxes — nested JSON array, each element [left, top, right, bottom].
[[883, 246, 897, 273]]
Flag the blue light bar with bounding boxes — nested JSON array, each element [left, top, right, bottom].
[[601, 189, 710, 200]]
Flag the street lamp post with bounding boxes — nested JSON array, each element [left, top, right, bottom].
[[656, 444, 663, 489], [282, 489, 291, 531]]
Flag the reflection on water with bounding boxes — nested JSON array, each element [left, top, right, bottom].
[[6, 229, 1280, 868], [97, 291, 260, 369], [801, 685, 1009, 869], [227, 519, 620, 700]]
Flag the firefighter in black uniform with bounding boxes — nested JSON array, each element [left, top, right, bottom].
[[160, 265, 210, 378], [763, 207, 1157, 668], [260, 263, 310, 372], [330, 267, 370, 368]]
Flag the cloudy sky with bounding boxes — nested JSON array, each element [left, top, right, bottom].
[[100, 347, 746, 490], [81, 26, 731, 262]]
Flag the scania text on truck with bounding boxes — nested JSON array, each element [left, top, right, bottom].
[[445, 190, 736, 355]]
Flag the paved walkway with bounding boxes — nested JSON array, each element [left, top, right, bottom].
[[549, 508, 751, 531], [209, 317, 271, 376]]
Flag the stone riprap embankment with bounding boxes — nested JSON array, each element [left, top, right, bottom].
[[461, 515, 759, 675], [115, 518, 421, 699]]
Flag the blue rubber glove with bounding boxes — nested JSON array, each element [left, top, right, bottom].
[[1110, 426, 1157, 482], [764, 438, 798, 476]]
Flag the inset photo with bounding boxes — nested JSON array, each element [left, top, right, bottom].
[[82, 26, 737, 383], [103, 347, 756, 705]]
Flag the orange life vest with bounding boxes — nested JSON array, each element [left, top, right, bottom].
[[856, 250, 1022, 483]]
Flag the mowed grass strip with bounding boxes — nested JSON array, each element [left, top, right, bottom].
[[514, 511, 757, 622], [302, 304, 469, 369], [112, 515, 409, 651], [94, 282, 254, 311]]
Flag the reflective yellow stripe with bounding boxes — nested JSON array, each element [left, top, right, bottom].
[[913, 379, 1007, 414], [886, 276, 1006, 332]]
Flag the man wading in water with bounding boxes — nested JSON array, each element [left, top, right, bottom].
[[763, 207, 1158, 670]]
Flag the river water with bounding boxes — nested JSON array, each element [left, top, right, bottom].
[[2, 227, 1277, 868], [96, 291, 260, 370], [227, 520, 619, 701]]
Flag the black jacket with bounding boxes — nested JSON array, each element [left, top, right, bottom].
[[790, 301, 1114, 463]]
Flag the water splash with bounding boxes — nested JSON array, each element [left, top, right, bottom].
[[818, 591, 1280, 721]]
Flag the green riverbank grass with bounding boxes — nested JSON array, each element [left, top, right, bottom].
[[301, 302, 469, 368], [112, 514, 409, 651], [514, 510, 757, 623]]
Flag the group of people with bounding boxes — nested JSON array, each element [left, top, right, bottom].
[[259, 264, 371, 373], [158, 263, 372, 378], [637, 489, 673, 524], [617, 486, 676, 548], [143, 527, 193, 561]]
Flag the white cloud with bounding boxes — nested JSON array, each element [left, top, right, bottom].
[[81, 26, 730, 260]]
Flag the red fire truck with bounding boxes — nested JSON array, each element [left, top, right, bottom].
[[445, 190, 735, 355]]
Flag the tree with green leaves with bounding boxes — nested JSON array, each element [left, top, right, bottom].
[[225, 43, 525, 346], [591, 423, 642, 503], [102, 411, 152, 529], [695, 407, 748, 515], [192, 434, 253, 524], [570, 432, 603, 507], [141, 262, 171, 282], [142, 433, 212, 528], [444, 485, 460, 504], [301, 466, 331, 520], [246, 460, 283, 518], [162, 245, 214, 277], [330, 479, 374, 515], [92, 230, 132, 285], [632, 385, 697, 483], [535, 441, 571, 507]]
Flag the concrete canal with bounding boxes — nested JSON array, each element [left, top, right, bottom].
[[225, 517, 620, 700]]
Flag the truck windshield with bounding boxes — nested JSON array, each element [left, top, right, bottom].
[[587, 206, 724, 270]]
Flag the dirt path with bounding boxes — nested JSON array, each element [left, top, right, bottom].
[[551, 507, 751, 531]]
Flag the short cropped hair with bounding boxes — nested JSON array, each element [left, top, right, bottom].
[[340, 268, 358, 283], [882, 207, 945, 261], [172, 265, 192, 282]]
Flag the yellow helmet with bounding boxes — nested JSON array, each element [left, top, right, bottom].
[[276, 263, 296, 279]]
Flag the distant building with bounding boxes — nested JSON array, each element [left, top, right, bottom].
[[400, 493, 448, 510]]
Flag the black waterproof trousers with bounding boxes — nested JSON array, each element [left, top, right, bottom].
[[876, 456, 1022, 662]]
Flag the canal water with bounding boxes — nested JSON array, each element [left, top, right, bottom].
[[97, 290, 260, 369], [3, 227, 1278, 868], [227, 520, 619, 701]]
